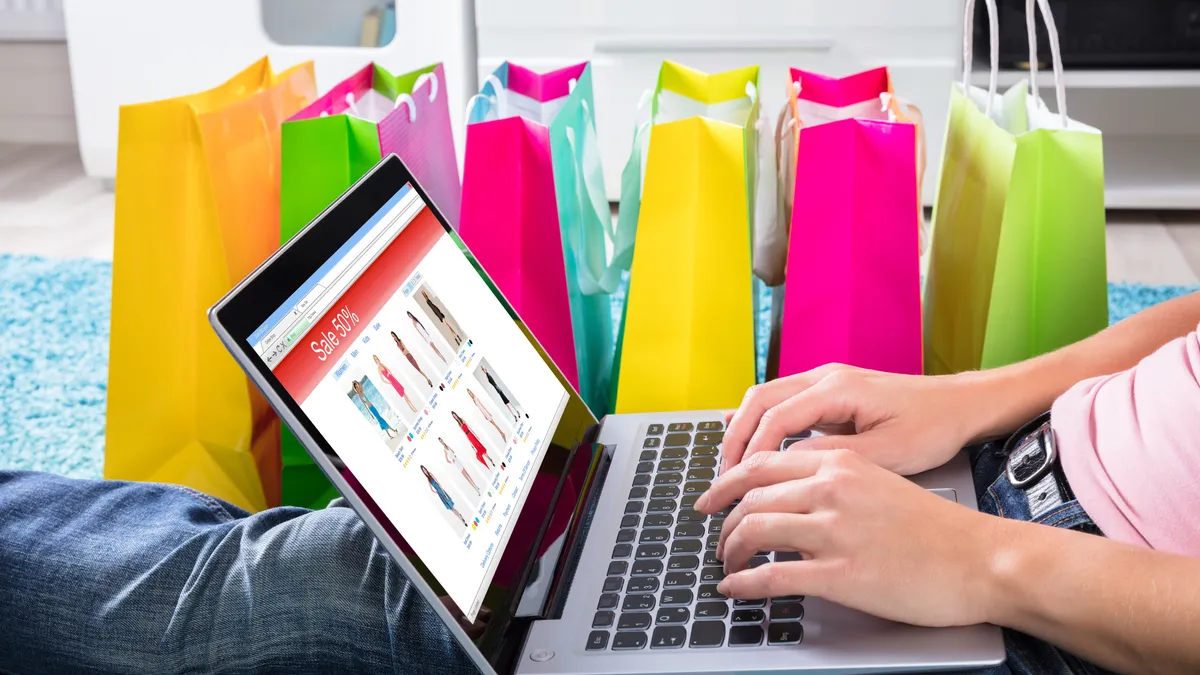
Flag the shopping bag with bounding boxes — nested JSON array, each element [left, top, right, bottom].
[[276, 62, 461, 510], [460, 62, 631, 417], [106, 58, 316, 512], [924, 0, 1107, 375], [281, 62, 460, 239], [776, 66, 924, 377], [612, 61, 760, 413]]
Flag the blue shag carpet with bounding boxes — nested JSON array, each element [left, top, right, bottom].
[[1, 252, 1196, 480]]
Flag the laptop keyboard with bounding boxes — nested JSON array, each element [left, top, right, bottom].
[[586, 420, 805, 652]]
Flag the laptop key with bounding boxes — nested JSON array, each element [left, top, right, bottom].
[[689, 456, 718, 469], [612, 544, 632, 559], [636, 544, 667, 559], [749, 555, 770, 569], [664, 433, 692, 447], [593, 610, 615, 628], [671, 539, 702, 555], [774, 595, 805, 602], [708, 519, 724, 535], [684, 481, 712, 496], [667, 555, 700, 571], [618, 612, 652, 630], [729, 625, 764, 647], [774, 551, 802, 563], [625, 501, 643, 514], [639, 450, 658, 462], [661, 447, 688, 460], [627, 576, 659, 593], [734, 599, 765, 608], [661, 589, 693, 606], [681, 495, 699, 509], [620, 515, 639, 529], [732, 609, 765, 623], [651, 485, 680, 499], [643, 437, 661, 449], [639, 528, 670, 544], [668, 422, 694, 432], [769, 602, 804, 621], [706, 536, 720, 552], [674, 523, 705, 538], [632, 559, 663, 576], [688, 620, 726, 648], [608, 561, 628, 576], [768, 623, 803, 646], [650, 625, 687, 649], [656, 607, 690, 624], [703, 551, 722, 566], [643, 513, 673, 528], [622, 595, 655, 612], [647, 499, 677, 514], [700, 567, 725, 584], [598, 593, 619, 610], [616, 529, 635, 543], [654, 473, 683, 486], [694, 601, 729, 619], [612, 631, 648, 650], [603, 577, 623, 593], [647, 424, 665, 436], [698, 421, 723, 431], [664, 571, 697, 588], [635, 461, 654, 474], [657, 459, 686, 472], [697, 584, 726, 600], [696, 432, 724, 445], [687, 468, 716, 481], [677, 509, 706, 523], [692, 445, 719, 458], [586, 630, 610, 651], [632, 474, 651, 487]]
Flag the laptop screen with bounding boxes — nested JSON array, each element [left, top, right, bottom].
[[246, 180, 594, 626]]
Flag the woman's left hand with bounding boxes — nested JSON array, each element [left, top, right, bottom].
[[694, 448, 1004, 628]]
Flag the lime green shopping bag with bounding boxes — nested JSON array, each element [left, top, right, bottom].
[[924, 0, 1107, 375]]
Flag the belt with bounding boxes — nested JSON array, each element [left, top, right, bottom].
[[1002, 412, 1075, 519]]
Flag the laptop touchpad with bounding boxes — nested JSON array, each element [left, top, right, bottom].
[[928, 488, 958, 503]]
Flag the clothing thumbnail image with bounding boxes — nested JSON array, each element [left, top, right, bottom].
[[406, 309, 450, 365], [419, 464, 469, 533], [346, 375, 409, 451], [366, 353, 421, 426], [448, 398, 506, 477], [414, 283, 467, 354], [473, 358, 526, 425], [385, 323, 440, 397]]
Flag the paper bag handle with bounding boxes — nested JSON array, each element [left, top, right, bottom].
[[1026, 0, 1068, 126], [961, 0, 1000, 116]]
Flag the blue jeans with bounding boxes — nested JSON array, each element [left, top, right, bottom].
[[963, 442, 1113, 675], [0, 471, 475, 675], [0, 444, 1110, 675]]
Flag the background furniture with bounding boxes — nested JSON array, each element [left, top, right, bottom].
[[61, 0, 477, 181]]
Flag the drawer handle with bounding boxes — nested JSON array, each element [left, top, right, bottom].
[[594, 36, 835, 53]]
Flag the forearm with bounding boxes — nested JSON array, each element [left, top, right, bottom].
[[959, 291, 1200, 441], [984, 518, 1200, 674]]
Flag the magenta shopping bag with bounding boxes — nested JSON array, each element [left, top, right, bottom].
[[458, 114, 580, 390], [777, 67, 923, 378]]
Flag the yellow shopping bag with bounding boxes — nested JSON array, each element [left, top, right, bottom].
[[613, 62, 759, 413], [106, 58, 316, 512]]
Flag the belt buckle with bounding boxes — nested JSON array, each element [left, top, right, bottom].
[[1005, 420, 1057, 489]]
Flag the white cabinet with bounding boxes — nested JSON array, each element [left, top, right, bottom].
[[477, 0, 963, 204]]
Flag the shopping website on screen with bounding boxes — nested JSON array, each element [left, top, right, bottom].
[[249, 185, 569, 620]]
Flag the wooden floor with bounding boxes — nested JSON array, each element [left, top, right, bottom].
[[3, 142, 1200, 285]]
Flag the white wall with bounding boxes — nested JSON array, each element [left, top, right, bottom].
[[0, 42, 76, 143]]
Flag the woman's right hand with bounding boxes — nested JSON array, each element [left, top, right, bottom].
[[721, 365, 999, 476]]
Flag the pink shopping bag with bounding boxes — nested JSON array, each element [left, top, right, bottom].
[[458, 111, 580, 390], [777, 67, 923, 378]]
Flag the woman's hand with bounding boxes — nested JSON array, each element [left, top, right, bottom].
[[696, 448, 1003, 628], [722, 364, 998, 476]]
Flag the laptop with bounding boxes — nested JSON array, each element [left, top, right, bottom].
[[210, 155, 1004, 674]]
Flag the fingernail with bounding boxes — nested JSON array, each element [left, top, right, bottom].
[[717, 580, 728, 595]]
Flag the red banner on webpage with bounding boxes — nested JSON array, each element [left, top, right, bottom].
[[274, 206, 444, 401]]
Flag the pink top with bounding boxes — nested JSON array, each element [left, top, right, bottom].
[[1052, 321, 1200, 556]]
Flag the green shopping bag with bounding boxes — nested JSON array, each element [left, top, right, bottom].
[[279, 62, 459, 509], [924, 0, 1107, 375]]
